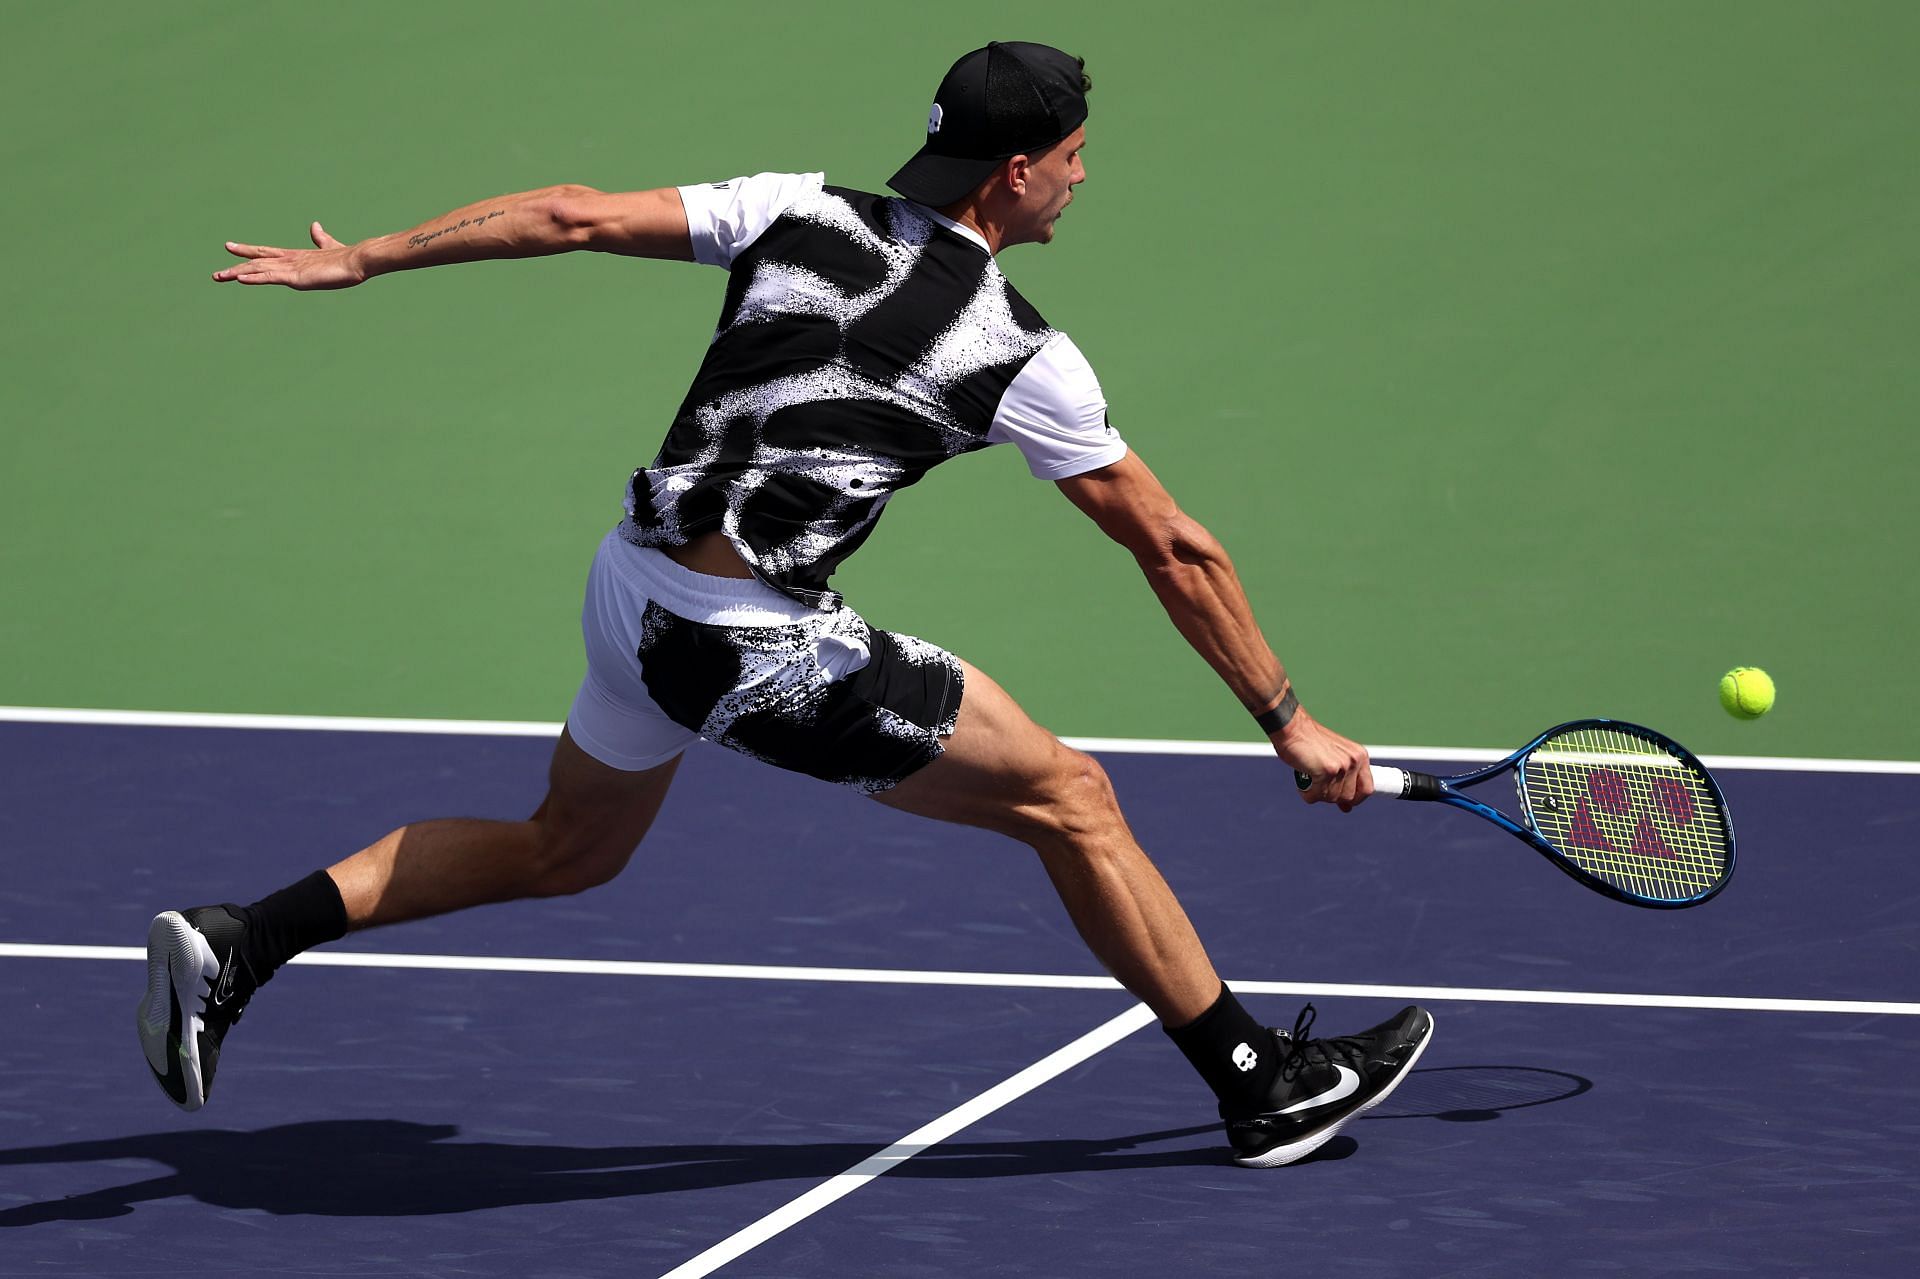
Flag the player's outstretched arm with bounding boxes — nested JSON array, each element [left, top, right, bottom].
[[211, 186, 693, 290], [1056, 450, 1373, 809]]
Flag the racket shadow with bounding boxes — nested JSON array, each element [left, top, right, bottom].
[[1369, 1064, 1593, 1123]]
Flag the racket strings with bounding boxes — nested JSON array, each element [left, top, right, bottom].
[[1519, 726, 1730, 902]]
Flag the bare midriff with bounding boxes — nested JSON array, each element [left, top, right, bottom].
[[661, 530, 757, 579]]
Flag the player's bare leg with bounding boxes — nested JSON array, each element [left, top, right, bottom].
[[878, 659, 1432, 1165], [876, 659, 1220, 1026], [329, 728, 681, 929], [138, 727, 678, 1110]]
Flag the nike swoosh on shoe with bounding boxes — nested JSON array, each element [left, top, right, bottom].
[[1265, 1064, 1360, 1116], [212, 950, 238, 1006]]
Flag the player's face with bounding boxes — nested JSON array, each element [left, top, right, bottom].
[[1020, 126, 1086, 246]]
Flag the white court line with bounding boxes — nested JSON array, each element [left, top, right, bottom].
[[0, 705, 560, 738], [3, 704, 1916, 774], [13, 947, 1912, 1271], [6, 944, 1917, 1016], [654, 1002, 1156, 1279]]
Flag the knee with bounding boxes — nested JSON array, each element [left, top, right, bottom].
[[1015, 747, 1126, 852], [524, 819, 640, 897]]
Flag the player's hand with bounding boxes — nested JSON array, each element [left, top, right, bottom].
[[212, 222, 366, 290], [1271, 707, 1372, 811]]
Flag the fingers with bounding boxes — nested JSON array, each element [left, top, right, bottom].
[[212, 259, 295, 285], [210, 253, 359, 290], [1296, 770, 1347, 806], [212, 225, 355, 287], [217, 242, 294, 283], [211, 260, 276, 283], [1329, 754, 1375, 812], [1332, 752, 1374, 812], [1317, 767, 1362, 812], [1289, 738, 1373, 812]]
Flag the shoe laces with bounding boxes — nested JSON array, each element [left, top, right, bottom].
[[1276, 1003, 1370, 1082]]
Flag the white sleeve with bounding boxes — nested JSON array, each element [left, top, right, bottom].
[[675, 171, 825, 269], [986, 334, 1128, 479]]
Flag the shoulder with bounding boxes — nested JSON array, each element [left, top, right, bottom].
[[677, 172, 826, 267], [987, 332, 1125, 479], [1007, 332, 1103, 411]]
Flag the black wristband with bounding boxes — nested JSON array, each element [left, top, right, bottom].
[[1254, 687, 1298, 736]]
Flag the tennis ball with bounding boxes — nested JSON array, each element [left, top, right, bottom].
[[1718, 667, 1775, 719]]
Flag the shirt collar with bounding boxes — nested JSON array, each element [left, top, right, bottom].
[[905, 200, 994, 257]]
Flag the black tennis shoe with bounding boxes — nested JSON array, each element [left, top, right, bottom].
[[1224, 1003, 1434, 1167], [136, 906, 260, 1112]]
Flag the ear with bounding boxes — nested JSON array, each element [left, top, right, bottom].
[[1005, 153, 1034, 196]]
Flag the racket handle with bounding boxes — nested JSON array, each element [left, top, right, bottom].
[[1369, 765, 1412, 797], [1292, 765, 1442, 800]]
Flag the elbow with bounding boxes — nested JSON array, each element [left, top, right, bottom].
[[1134, 511, 1223, 576], [542, 185, 607, 248]]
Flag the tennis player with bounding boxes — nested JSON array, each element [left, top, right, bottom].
[[141, 42, 1432, 1167]]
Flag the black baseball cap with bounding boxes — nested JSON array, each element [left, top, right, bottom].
[[888, 42, 1089, 208]]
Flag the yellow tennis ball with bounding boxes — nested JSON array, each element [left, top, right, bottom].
[[1718, 667, 1775, 719]]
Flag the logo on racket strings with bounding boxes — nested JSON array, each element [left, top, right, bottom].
[[1560, 768, 1696, 860]]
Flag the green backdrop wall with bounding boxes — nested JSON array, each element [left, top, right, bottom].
[[4, 2, 1914, 760]]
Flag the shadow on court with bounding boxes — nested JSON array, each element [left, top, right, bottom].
[[1370, 1064, 1592, 1122], [0, 1067, 1589, 1227], [0, 1120, 1223, 1226]]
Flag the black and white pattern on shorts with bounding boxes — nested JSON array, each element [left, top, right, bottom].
[[634, 600, 963, 793], [623, 185, 1057, 610]]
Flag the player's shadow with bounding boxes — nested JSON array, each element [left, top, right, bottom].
[[0, 1066, 1586, 1226], [0, 1120, 1188, 1226]]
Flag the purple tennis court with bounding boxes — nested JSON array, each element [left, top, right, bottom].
[[2, 718, 1916, 1275]]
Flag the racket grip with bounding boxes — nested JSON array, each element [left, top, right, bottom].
[[1369, 765, 1412, 797], [1370, 765, 1450, 800], [1292, 765, 1438, 800]]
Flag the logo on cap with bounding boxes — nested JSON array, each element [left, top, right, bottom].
[[927, 102, 944, 135]]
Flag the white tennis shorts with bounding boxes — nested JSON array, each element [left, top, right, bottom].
[[566, 530, 962, 790]]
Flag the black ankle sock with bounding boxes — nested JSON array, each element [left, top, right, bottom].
[[238, 870, 348, 982], [1165, 983, 1282, 1116]]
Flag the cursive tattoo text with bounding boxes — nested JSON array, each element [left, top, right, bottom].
[[407, 209, 506, 250]]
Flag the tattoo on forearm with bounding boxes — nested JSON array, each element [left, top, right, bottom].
[[406, 209, 506, 250]]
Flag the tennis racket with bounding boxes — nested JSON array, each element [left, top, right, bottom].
[[1295, 718, 1735, 908]]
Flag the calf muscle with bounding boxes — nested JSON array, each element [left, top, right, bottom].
[[877, 660, 1221, 1025], [326, 730, 679, 932]]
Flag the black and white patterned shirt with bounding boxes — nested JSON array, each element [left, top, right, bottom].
[[620, 172, 1126, 609]]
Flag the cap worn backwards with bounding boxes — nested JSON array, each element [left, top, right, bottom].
[[888, 42, 1089, 208]]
